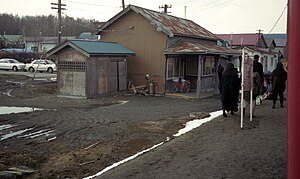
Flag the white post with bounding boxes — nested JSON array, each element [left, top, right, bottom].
[[250, 58, 253, 122], [241, 47, 245, 129]]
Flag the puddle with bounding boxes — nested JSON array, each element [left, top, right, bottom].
[[0, 106, 43, 115]]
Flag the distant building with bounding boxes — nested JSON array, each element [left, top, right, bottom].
[[24, 36, 75, 54], [77, 32, 98, 40], [0, 35, 24, 48], [217, 33, 279, 73], [264, 33, 287, 59]]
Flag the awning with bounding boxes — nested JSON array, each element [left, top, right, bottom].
[[165, 41, 241, 56]]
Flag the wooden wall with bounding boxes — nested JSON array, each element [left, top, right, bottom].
[[56, 47, 87, 97], [100, 11, 168, 93]]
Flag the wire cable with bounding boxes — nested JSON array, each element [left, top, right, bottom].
[[64, 0, 120, 8], [268, 4, 287, 34], [63, 13, 98, 31]]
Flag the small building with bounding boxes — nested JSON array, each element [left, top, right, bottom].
[[47, 39, 134, 98]]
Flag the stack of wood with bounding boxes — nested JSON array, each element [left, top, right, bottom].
[[130, 84, 148, 96]]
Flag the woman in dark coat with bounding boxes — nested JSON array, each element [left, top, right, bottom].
[[220, 63, 240, 117], [271, 62, 287, 108]]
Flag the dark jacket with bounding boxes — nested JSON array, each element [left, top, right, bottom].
[[220, 63, 240, 112], [253, 60, 264, 84], [271, 62, 287, 92]]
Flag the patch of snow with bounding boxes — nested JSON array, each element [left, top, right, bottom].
[[0, 124, 15, 131], [84, 142, 165, 179], [20, 129, 55, 139], [0, 106, 43, 115], [173, 110, 223, 137], [0, 128, 34, 141]]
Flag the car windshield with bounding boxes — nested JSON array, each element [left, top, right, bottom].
[[8, 59, 19, 63], [45, 60, 54, 64]]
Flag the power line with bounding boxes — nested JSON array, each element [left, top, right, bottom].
[[64, 0, 120, 8], [268, 4, 287, 34], [63, 13, 98, 31]]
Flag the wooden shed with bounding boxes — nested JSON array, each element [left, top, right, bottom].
[[47, 39, 134, 98]]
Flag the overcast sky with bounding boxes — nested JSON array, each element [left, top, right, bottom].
[[0, 0, 288, 34]]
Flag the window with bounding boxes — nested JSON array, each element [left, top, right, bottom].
[[202, 56, 215, 76], [271, 57, 274, 66], [186, 58, 198, 76], [58, 61, 86, 71], [167, 58, 184, 78]]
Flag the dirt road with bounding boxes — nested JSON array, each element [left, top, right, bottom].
[[0, 74, 224, 178]]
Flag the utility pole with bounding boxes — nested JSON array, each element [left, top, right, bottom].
[[122, 0, 125, 10], [256, 29, 263, 47], [159, 4, 172, 13], [184, 6, 187, 18], [51, 0, 66, 45], [288, 0, 300, 178]]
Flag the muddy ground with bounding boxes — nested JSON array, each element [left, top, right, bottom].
[[0, 74, 222, 178]]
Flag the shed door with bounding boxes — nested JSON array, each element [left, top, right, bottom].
[[109, 61, 127, 92]]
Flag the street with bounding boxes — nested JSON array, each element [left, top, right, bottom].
[[0, 70, 57, 80]]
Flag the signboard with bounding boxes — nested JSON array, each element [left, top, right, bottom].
[[243, 56, 253, 91]]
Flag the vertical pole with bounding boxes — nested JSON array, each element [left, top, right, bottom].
[[250, 59, 253, 122], [122, 0, 125, 9], [241, 47, 245, 129], [184, 6, 187, 18], [58, 0, 62, 45], [288, 0, 300, 178]]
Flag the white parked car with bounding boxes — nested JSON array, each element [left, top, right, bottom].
[[26, 59, 57, 73], [0, 58, 25, 71]]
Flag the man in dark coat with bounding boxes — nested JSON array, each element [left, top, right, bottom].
[[220, 63, 240, 117], [271, 62, 287, 108], [253, 54, 264, 86]]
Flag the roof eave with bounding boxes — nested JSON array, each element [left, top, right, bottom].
[[89, 53, 135, 57], [46, 41, 90, 58], [164, 51, 240, 56]]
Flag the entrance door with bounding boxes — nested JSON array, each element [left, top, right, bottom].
[[109, 61, 127, 92]]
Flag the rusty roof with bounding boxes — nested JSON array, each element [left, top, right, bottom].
[[217, 33, 266, 46], [165, 41, 241, 55], [98, 5, 217, 40]]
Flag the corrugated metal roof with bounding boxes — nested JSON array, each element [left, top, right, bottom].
[[47, 39, 135, 57], [217, 33, 262, 46], [264, 34, 287, 47], [165, 41, 241, 55], [69, 40, 134, 55], [99, 5, 217, 40]]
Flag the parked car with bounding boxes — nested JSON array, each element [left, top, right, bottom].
[[0, 58, 26, 71], [25, 59, 57, 73]]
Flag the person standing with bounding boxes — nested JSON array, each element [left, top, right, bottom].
[[243, 72, 263, 118], [217, 64, 224, 93], [271, 62, 287, 108], [253, 54, 264, 85], [220, 63, 240, 117]]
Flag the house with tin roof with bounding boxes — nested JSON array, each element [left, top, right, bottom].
[[47, 39, 134, 98], [98, 5, 239, 98], [217, 33, 279, 73], [0, 35, 24, 48], [264, 33, 287, 59]]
